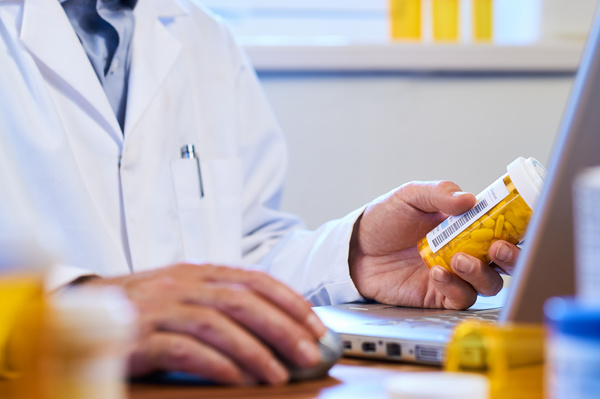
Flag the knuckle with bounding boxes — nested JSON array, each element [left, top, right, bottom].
[[435, 179, 452, 188], [162, 337, 193, 367], [135, 311, 162, 335], [171, 263, 197, 275], [222, 287, 252, 314], [190, 309, 220, 337], [155, 275, 179, 290], [191, 320, 214, 338], [430, 180, 455, 194], [244, 269, 270, 287]]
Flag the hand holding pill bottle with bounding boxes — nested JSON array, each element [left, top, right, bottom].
[[418, 157, 546, 272]]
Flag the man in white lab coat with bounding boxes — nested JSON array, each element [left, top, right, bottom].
[[0, 0, 519, 385]]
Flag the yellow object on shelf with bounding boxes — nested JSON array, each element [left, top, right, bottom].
[[432, 0, 460, 42], [389, 0, 422, 40], [445, 320, 545, 399], [473, 0, 493, 42]]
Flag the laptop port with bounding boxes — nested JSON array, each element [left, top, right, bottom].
[[416, 345, 443, 363], [343, 341, 352, 350], [362, 342, 376, 353], [386, 343, 401, 357]]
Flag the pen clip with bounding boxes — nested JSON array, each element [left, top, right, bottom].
[[181, 144, 196, 159], [180, 144, 204, 197]]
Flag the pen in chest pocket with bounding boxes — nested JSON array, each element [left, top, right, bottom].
[[180, 144, 205, 198]]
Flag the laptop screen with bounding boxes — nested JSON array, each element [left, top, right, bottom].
[[501, 4, 600, 324]]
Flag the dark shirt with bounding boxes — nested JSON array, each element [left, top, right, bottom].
[[60, 0, 137, 130]]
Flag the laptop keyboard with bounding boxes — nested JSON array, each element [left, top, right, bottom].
[[365, 308, 500, 330], [433, 309, 500, 327]]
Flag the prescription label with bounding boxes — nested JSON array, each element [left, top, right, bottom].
[[426, 179, 510, 253]]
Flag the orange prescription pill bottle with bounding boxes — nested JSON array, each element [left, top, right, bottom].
[[0, 273, 46, 399], [0, 232, 52, 399], [417, 157, 546, 272]]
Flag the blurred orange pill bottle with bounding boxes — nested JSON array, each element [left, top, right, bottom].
[[0, 247, 50, 399], [418, 157, 546, 272], [390, 0, 422, 40]]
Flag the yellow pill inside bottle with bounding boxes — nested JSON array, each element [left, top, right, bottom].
[[494, 214, 505, 239], [482, 218, 495, 229], [417, 157, 546, 273]]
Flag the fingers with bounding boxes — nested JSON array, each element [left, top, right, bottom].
[[488, 240, 520, 275], [428, 239, 520, 309], [91, 264, 327, 385], [430, 252, 505, 309], [196, 266, 327, 338], [187, 283, 323, 370], [451, 254, 504, 297], [115, 264, 326, 385], [150, 304, 290, 385], [128, 332, 257, 385], [429, 266, 478, 309], [169, 264, 327, 339], [173, 265, 327, 369]]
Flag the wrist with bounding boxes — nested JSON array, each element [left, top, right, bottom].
[[348, 212, 364, 277]]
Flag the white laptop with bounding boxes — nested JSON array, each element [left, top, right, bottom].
[[314, 4, 600, 365]]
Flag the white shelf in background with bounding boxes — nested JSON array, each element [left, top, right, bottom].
[[242, 40, 585, 73]]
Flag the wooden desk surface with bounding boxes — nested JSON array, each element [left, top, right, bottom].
[[128, 358, 439, 399]]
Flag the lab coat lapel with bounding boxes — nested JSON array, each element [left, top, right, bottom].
[[19, 0, 123, 142], [124, 0, 185, 136]]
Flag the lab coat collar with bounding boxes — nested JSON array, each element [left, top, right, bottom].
[[18, 0, 188, 141], [20, 0, 123, 143], [144, 0, 189, 18], [122, 0, 184, 136]]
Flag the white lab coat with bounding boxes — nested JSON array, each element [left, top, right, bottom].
[[0, 0, 364, 305]]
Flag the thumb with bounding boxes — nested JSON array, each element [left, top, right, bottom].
[[397, 181, 476, 216]]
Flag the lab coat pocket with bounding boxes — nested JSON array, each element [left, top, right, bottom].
[[170, 158, 243, 264]]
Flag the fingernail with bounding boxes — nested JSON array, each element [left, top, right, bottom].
[[451, 191, 470, 197], [268, 359, 289, 385], [306, 312, 327, 338], [296, 339, 322, 367], [454, 254, 474, 274], [432, 266, 450, 283], [495, 243, 513, 262]]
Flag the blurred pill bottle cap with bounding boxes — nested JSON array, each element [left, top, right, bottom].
[[386, 371, 489, 399], [50, 286, 137, 346], [544, 296, 600, 341], [507, 157, 547, 211], [47, 287, 137, 399]]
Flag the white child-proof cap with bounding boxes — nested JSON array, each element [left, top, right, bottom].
[[50, 286, 137, 346], [386, 372, 489, 399], [49, 286, 137, 399], [507, 157, 547, 211]]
